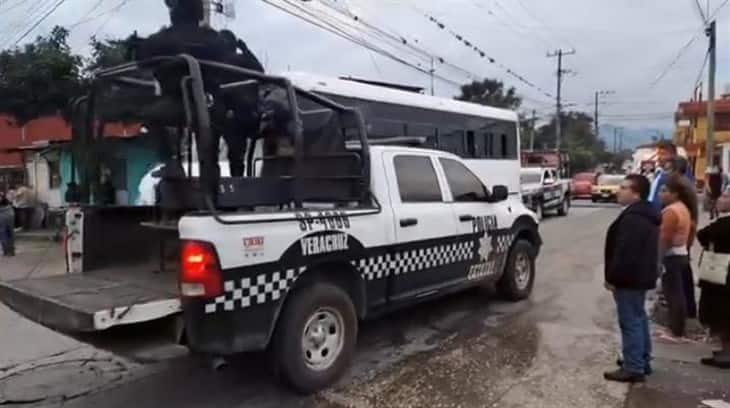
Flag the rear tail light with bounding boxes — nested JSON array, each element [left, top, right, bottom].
[[180, 241, 223, 298]]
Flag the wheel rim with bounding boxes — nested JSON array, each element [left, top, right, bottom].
[[514, 251, 532, 291], [302, 307, 345, 372]]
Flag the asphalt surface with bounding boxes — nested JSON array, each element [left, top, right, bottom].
[[6, 201, 629, 407]]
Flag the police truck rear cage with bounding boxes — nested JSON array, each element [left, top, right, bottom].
[[83, 54, 373, 218]]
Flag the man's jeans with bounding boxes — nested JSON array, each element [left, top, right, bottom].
[[614, 289, 652, 375]]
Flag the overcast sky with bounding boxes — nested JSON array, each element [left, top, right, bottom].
[[2, 0, 729, 141]]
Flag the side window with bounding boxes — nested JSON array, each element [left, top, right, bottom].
[[484, 132, 494, 158], [491, 131, 504, 158], [439, 129, 466, 156], [439, 158, 488, 202], [394, 155, 443, 203]]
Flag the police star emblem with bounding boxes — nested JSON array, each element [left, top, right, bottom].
[[478, 231, 493, 262]]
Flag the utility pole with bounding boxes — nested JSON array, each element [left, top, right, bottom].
[[547, 49, 576, 151], [594, 90, 614, 140], [613, 128, 617, 153], [530, 109, 537, 151], [706, 20, 717, 168]]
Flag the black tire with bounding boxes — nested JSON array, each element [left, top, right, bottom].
[[273, 282, 358, 395], [557, 196, 570, 216], [498, 240, 536, 301]]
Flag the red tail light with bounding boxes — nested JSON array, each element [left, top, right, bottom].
[[180, 241, 223, 298]]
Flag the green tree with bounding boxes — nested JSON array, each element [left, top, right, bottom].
[[455, 78, 521, 110], [0, 26, 83, 125], [533, 111, 618, 173], [86, 35, 134, 73]]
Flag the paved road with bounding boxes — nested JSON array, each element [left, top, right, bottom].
[[4, 201, 627, 407]]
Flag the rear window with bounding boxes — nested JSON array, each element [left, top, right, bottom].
[[394, 155, 443, 202]]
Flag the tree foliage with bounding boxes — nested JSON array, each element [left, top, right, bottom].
[[455, 78, 521, 110], [530, 111, 618, 173], [86, 35, 134, 74], [0, 26, 83, 125]]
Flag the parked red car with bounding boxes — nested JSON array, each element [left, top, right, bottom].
[[571, 172, 598, 199]]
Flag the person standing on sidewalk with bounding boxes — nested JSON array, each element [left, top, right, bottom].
[[649, 141, 678, 211], [0, 192, 15, 256], [659, 176, 696, 338], [670, 157, 699, 320], [707, 165, 723, 220], [604, 174, 661, 383], [696, 194, 730, 369]]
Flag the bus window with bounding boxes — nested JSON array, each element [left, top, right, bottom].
[[369, 119, 406, 138], [466, 131, 476, 158], [484, 132, 494, 158], [505, 124, 518, 158], [440, 129, 466, 156], [491, 131, 503, 158], [408, 123, 439, 147], [500, 134, 508, 158]]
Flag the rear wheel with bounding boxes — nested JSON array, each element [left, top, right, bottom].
[[498, 240, 536, 301], [273, 282, 357, 394]]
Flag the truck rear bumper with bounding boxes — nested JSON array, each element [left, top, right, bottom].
[[183, 299, 277, 355]]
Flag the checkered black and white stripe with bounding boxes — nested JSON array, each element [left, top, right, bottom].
[[204, 267, 306, 314], [492, 234, 515, 254], [354, 240, 475, 281]]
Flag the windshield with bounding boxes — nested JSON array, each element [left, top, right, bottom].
[[573, 173, 595, 182], [597, 175, 624, 186], [520, 172, 542, 184]]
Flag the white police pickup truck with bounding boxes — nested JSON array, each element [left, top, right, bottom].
[[179, 145, 541, 393]]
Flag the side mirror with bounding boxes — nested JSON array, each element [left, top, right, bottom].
[[491, 185, 509, 202]]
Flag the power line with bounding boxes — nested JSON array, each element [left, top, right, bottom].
[[5, 0, 66, 47], [649, 32, 702, 89], [693, 0, 708, 23], [263, 0, 464, 87], [415, 7, 555, 100], [0, 0, 55, 48], [312, 1, 486, 84]]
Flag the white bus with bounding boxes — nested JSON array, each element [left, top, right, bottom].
[[285, 73, 522, 194]]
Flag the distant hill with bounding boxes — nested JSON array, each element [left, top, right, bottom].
[[598, 125, 674, 150]]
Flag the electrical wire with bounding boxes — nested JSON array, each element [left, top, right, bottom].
[[14, 0, 66, 46], [648, 32, 702, 89], [263, 0, 464, 87]]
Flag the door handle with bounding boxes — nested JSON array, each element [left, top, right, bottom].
[[459, 215, 475, 222], [400, 218, 418, 227]]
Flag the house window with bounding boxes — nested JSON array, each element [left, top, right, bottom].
[[48, 160, 61, 189]]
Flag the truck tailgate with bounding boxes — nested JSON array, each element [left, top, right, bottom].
[[0, 265, 180, 332]]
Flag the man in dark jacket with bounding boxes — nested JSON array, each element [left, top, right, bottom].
[[604, 174, 661, 383]]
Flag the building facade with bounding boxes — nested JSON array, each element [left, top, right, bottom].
[[675, 98, 730, 179]]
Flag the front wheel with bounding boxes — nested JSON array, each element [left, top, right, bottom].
[[557, 197, 570, 216], [273, 282, 358, 394], [498, 240, 536, 301]]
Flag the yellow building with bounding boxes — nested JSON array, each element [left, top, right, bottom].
[[675, 98, 730, 181]]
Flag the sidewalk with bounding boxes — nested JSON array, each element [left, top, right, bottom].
[[0, 241, 140, 407], [627, 330, 730, 407]]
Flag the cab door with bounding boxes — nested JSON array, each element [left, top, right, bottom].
[[382, 152, 460, 302], [438, 157, 505, 284]]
